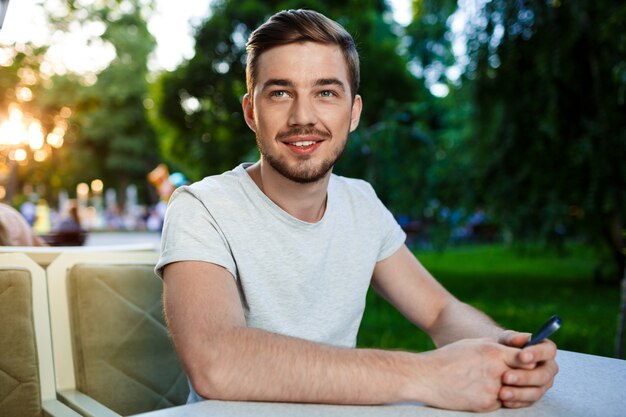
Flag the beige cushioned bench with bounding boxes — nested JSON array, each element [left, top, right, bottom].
[[0, 253, 81, 417], [0, 268, 42, 416], [47, 252, 188, 416]]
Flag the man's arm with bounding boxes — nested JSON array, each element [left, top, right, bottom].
[[163, 260, 525, 411], [371, 245, 503, 345], [371, 245, 558, 408]]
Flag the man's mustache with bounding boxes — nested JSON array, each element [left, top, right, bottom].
[[275, 127, 332, 141]]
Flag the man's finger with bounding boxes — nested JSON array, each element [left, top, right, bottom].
[[500, 346, 536, 370], [497, 344, 536, 370], [502, 363, 557, 387], [502, 400, 533, 409], [499, 385, 546, 403], [521, 340, 558, 363], [498, 330, 531, 348]]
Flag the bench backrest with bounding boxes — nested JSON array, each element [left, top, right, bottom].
[[66, 262, 188, 414], [0, 267, 43, 417]]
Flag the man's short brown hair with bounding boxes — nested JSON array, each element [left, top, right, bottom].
[[246, 9, 360, 99]]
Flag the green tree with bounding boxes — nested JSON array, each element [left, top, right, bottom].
[[364, 0, 477, 241], [23, 1, 161, 204], [1, 1, 160, 205], [62, 1, 160, 202], [0, 39, 61, 202], [463, 0, 626, 278]]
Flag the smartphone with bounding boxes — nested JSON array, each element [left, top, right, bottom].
[[523, 315, 562, 347]]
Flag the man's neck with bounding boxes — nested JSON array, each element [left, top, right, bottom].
[[246, 161, 330, 223]]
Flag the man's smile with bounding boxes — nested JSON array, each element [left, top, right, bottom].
[[290, 140, 317, 147], [282, 138, 323, 154], [276, 128, 331, 155]]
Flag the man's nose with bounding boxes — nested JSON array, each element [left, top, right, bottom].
[[288, 97, 318, 126]]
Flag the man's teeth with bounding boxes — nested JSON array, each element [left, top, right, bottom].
[[291, 141, 316, 147]]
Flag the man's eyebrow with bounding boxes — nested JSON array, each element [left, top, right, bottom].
[[261, 79, 294, 91], [314, 78, 346, 91]]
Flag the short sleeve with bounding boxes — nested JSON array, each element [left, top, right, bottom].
[[155, 188, 237, 279], [367, 185, 406, 262]]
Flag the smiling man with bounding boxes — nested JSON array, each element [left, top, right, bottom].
[[157, 9, 557, 412], [244, 41, 359, 187]]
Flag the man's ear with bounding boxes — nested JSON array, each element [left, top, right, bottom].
[[349, 95, 363, 132], [242, 93, 257, 132]]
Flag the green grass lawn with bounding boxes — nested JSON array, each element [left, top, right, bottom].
[[357, 243, 622, 358]]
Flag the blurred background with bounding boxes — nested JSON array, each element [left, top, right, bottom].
[[0, 0, 624, 357]]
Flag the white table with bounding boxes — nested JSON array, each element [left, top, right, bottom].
[[135, 350, 625, 417]]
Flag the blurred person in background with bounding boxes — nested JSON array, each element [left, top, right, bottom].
[[20, 198, 36, 226], [0, 202, 48, 246], [55, 200, 83, 233]]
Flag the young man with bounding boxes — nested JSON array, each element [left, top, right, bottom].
[[157, 9, 557, 412]]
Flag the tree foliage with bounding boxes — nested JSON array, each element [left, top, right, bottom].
[[0, 40, 65, 202], [464, 0, 626, 275], [73, 4, 160, 198], [9, 0, 162, 203]]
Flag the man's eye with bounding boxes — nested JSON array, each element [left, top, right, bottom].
[[270, 91, 287, 98], [319, 90, 336, 97]]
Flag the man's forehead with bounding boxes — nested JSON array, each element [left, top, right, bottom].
[[255, 42, 350, 87]]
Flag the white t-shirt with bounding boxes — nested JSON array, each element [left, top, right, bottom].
[[157, 163, 406, 347]]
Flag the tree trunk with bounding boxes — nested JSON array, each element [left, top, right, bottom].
[[605, 213, 625, 282]]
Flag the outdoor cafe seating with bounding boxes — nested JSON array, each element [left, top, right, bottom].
[[1, 247, 625, 417], [46, 251, 188, 416], [0, 250, 188, 417], [0, 253, 82, 417]]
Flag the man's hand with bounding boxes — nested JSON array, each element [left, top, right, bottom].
[[497, 331, 559, 408], [417, 338, 528, 412]]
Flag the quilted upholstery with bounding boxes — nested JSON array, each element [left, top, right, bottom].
[[0, 269, 42, 417], [68, 264, 188, 416]]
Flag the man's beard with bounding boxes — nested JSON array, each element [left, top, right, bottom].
[[255, 127, 347, 184]]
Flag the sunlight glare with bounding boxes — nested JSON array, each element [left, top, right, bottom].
[[34, 149, 48, 162], [430, 83, 450, 98], [46, 132, 63, 148], [28, 121, 45, 150], [16, 86, 33, 102], [13, 148, 27, 162]]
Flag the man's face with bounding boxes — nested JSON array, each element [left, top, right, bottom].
[[243, 42, 362, 183]]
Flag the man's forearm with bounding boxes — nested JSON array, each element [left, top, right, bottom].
[[428, 300, 504, 347], [186, 326, 419, 404], [182, 324, 526, 412]]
